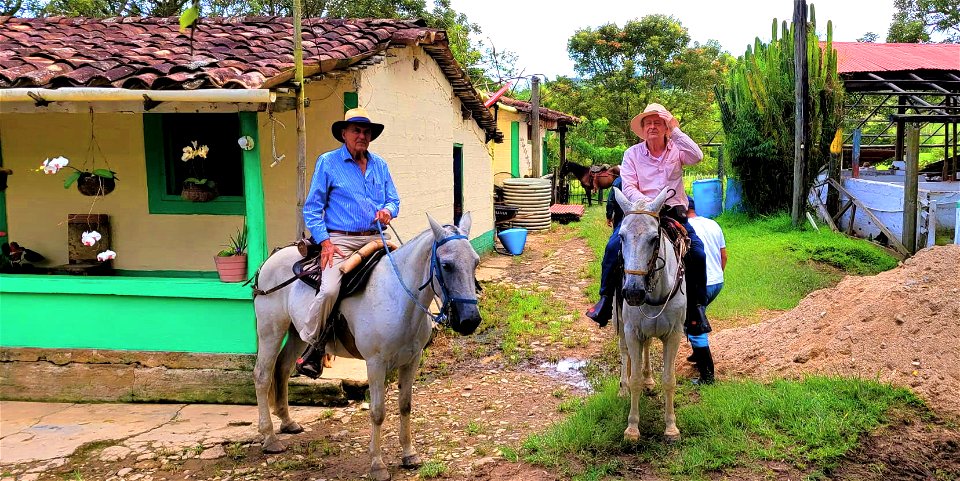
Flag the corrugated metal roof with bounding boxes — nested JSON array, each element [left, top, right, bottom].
[[829, 42, 960, 74]]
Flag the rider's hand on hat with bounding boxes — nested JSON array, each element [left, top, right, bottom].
[[320, 239, 345, 269]]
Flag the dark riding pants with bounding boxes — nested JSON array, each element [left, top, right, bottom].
[[599, 218, 707, 330]]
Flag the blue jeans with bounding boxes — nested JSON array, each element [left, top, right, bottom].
[[599, 218, 707, 321]]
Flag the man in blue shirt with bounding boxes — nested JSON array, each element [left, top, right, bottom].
[[295, 107, 401, 378]]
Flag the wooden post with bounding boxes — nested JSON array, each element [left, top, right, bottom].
[[902, 123, 921, 254], [851, 128, 861, 178], [293, 0, 308, 239], [944, 97, 951, 181], [558, 125, 567, 204], [894, 95, 906, 168], [791, 0, 809, 227], [531, 76, 541, 177]]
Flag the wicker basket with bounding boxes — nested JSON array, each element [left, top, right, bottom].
[[181, 183, 218, 202], [77, 173, 116, 196]]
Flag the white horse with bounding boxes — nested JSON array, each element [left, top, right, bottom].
[[252, 213, 481, 481], [612, 188, 687, 442]]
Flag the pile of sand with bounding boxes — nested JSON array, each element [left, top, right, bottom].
[[713, 244, 960, 418]]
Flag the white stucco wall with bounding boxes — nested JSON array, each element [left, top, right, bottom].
[[356, 46, 495, 242]]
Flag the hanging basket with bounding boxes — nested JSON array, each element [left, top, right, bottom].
[[77, 173, 116, 196], [181, 182, 218, 202]]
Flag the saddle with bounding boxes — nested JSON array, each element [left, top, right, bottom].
[[291, 239, 396, 360], [589, 164, 611, 174]]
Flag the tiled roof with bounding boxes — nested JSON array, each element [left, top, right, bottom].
[[0, 16, 502, 141], [829, 42, 960, 74], [496, 95, 580, 125]]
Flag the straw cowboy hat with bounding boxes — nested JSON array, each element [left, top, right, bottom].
[[332, 107, 384, 143], [630, 103, 680, 140]]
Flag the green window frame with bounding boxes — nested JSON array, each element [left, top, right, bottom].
[[143, 114, 245, 215]]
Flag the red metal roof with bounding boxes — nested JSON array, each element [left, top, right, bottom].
[[829, 42, 960, 74]]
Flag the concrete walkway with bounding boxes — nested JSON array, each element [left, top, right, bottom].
[[0, 357, 368, 473]]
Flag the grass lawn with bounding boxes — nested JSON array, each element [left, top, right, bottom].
[[576, 205, 898, 326]]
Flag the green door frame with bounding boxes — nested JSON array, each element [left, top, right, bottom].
[[239, 112, 267, 275], [510, 121, 520, 177]]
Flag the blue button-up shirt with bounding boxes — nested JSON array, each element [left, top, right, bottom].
[[304, 144, 401, 243]]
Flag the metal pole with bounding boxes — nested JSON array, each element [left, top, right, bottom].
[[791, 0, 809, 226], [903, 123, 921, 254], [531, 76, 541, 177], [293, 0, 307, 238]]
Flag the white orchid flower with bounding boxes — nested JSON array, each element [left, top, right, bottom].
[[41, 156, 69, 174], [81, 230, 102, 247], [97, 250, 117, 262]]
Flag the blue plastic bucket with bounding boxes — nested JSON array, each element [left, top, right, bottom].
[[724, 177, 744, 213], [691, 179, 722, 218], [498, 228, 528, 255]]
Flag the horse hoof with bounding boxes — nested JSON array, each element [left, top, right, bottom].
[[623, 427, 640, 442], [279, 422, 303, 434], [262, 439, 287, 454], [370, 467, 391, 481], [401, 454, 422, 469], [664, 433, 681, 444]]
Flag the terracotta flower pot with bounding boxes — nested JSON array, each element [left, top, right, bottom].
[[215, 254, 247, 282]]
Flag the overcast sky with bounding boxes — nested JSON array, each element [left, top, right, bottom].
[[449, 0, 897, 80]]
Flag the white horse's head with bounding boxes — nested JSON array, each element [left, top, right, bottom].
[[426, 212, 482, 335], [614, 187, 672, 306]]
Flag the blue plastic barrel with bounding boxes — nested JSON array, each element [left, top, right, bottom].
[[498, 228, 528, 255], [724, 177, 744, 213], [692, 179, 722, 218]]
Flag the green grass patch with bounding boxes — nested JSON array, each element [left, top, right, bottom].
[[524, 376, 921, 479], [575, 206, 898, 324], [418, 460, 447, 478], [477, 283, 585, 364]]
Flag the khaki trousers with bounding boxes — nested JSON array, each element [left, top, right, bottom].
[[295, 233, 381, 344]]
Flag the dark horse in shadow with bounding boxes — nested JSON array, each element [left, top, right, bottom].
[[560, 160, 621, 206]]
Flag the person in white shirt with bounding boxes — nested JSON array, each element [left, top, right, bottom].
[[685, 196, 727, 384]]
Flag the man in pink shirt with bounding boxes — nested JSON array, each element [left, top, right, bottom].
[[586, 104, 711, 348]]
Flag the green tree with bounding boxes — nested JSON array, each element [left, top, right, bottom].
[[887, 0, 959, 43]]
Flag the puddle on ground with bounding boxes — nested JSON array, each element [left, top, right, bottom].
[[537, 358, 591, 391]]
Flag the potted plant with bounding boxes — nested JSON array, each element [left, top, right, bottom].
[[215, 226, 247, 282], [180, 141, 217, 202], [40, 156, 118, 196]]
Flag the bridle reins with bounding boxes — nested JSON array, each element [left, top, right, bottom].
[[620, 208, 686, 317], [378, 223, 477, 327]]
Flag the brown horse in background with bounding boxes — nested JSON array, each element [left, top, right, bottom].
[[560, 160, 621, 206]]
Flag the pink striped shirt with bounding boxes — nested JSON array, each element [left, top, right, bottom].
[[620, 128, 703, 209]]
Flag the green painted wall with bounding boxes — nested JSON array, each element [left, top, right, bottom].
[[510, 121, 520, 177], [0, 274, 255, 353], [470, 229, 495, 256]]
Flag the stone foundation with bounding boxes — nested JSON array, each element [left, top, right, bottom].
[[0, 348, 366, 405]]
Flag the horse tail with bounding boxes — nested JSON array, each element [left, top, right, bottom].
[[272, 324, 301, 409]]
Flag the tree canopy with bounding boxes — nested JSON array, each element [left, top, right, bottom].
[[887, 0, 960, 43]]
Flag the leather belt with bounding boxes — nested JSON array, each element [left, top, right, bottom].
[[329, 229, 381, 236]]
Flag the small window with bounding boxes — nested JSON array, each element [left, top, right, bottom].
[[143, 113, 245, 215]]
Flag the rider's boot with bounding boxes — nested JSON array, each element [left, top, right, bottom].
[[586, 295, 613, 327], [295, 343, 326, 379], [691, 346, 715, 385]]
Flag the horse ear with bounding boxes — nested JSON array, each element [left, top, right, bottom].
[[648, 188, 673, 212], [457, 212, 472, 237], [614, 187, 632, 213], [426, 213, 445, 240]]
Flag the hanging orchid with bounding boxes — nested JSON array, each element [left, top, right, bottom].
[[96, 250, 117, 262], [40, 156, 70, 174], [81, 230, 102, 247], [181, 141, 210, 161]]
